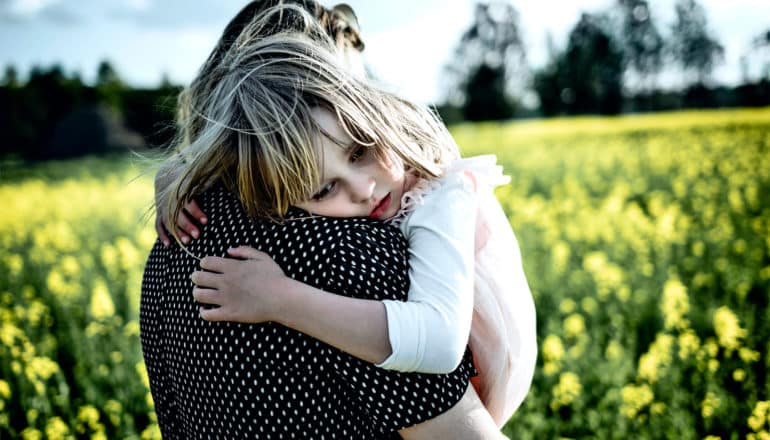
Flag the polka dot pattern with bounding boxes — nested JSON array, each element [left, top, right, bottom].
[[141, 184, 475, 439]]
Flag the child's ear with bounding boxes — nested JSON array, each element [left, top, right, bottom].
[[333, 3, 360, 34]]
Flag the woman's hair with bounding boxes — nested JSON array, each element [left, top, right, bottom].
[[176, 0, 364, 147], [160, 4, 459, 232]]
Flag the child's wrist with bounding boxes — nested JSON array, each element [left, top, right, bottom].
[[270, 277, 302, 325]]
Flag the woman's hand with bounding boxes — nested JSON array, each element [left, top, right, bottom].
[[191, 246, 289, 323], [155, 199, 207, 247]]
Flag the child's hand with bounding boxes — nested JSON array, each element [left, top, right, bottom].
[[190, 246, 287, 323]]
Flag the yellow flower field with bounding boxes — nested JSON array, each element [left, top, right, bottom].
[[2, 107, 769, 438]]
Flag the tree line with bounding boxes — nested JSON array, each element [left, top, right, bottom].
[[438, 0, 770, 122], [0, 62, 180, 160], [1, 0, 769, 160]]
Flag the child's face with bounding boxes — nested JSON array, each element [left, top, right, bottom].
[[294, 107, 414, 220]]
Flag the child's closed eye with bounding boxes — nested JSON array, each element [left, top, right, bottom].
[[312, 181, 336, 200], [349, 145, 367, 162]]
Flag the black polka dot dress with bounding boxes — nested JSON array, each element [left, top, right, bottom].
[[140, 184, 476, 439]]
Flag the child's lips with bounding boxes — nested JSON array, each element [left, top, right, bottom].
[[369, 193, 391, 219]]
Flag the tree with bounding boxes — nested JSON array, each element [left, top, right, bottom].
[[462, 64, 514, 121], [96, 60, 124, 110], [2, 66, 19, 88], [533, 13, 624, 115], [669, 0, 724, 86], [743, 29, 770, 82], [616, 0, 663, 93], [96, 60, 121, 87], [441, 1, 527, 120]]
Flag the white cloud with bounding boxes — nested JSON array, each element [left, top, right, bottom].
[[6, 0, 59, 18], [364, 2, 474, 103], [5, 0, 59, 16], [125, 0, 151, 12]]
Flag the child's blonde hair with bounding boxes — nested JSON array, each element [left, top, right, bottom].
[[161, 4, 459, 231]]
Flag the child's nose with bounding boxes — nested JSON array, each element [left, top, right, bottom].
[[349, 174, 375, 203]]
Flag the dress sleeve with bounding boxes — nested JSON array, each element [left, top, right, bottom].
[[139, 241, 180, 438], [378, 172, 477, 373]]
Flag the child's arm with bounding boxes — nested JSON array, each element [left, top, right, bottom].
[[192, 246, 393, 364], [378, 171, 477, 373], [192, 172, 479, 371]]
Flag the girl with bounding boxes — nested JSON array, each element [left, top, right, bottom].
[[160, 3, 536, 430], [154, 0, 366, 246]]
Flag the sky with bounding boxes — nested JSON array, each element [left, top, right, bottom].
[[0, 0, 768, 104]]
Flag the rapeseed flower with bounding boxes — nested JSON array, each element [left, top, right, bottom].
[[0, 380, 10, 399], [550, 372, 582, 410], [542, 335, 565, 363], [90, 279, 115, 320], [748, 401, 770, 432], [559, 298, 576, 314], [739, 348, 761, 363], [701, 392, 720, 418], [21, 427, 42, 440], [77, 405, 103, 433], [714, 306, 746, 354], [661, 278, 689, 330], [677, 330, 700, 360], [620, 384, 654, 419], [638, 334, 674, 383], [141, 423, 162, 440], [563, 314, 585, 339], [44, 417, 69, 440], [28, 356, 59, 381]]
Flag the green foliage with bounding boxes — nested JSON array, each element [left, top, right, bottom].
[[669, 0, 724, 85], [442, 1, 527, 120], [462, 64, 515, 121], [0, 63, 179, 161], [455, 108, 770, 438], [1, 157, 159, 439], [1, 108, 769, 438], [534, 13, 624, 116]]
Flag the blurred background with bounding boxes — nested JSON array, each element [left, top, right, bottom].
[[1, 0, 769, 158], [1, 1, 769, 439]]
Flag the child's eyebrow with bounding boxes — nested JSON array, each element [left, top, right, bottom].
[[316, 124, 350, 149]]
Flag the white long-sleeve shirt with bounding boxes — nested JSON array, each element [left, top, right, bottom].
[[377, 171, 478, 373], [376, 156, 538, 426]]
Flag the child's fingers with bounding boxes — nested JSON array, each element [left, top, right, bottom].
[[192, 286, 221, 305], [227, 246, 267, 260], [185, 199, 208, 225], [190, 270, 220, 288], [199, 256, 227, 272], [199, 306, 227, 322]]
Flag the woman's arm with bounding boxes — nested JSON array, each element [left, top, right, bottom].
[[398, 383, 506, 440], [154, 155, 208, 246]]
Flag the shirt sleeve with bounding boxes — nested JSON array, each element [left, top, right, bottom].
[[377, 172, 477, 373], [321, 220, 477, 435]]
